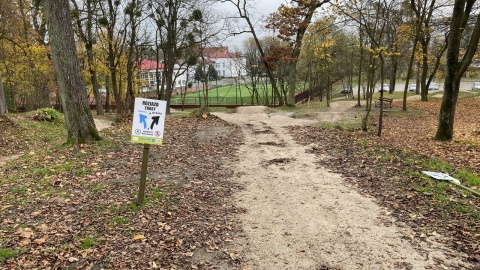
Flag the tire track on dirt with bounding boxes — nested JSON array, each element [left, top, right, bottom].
[[215, 107, 467, 270]]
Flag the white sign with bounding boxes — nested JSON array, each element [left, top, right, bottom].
[[131, 98, 167, 145], [422, 171, 461, 185]]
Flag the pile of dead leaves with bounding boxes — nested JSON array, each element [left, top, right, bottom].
[[287, 96, 480, 266], [1, 114, 244, 269]]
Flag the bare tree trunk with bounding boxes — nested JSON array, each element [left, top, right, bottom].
[[0, 73, 7, 115], [105, 75, 111, 112], [86, 0, 103, 115], [378, 55, 385, 137], [357, 28, 363, 107], [402, 38, 418, 111], [44, 0, 100, 143], [420, 43, 429, 101]]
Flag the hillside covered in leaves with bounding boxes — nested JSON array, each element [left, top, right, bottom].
[[1, 96, 480, 268], [288, 97, 480, 266]]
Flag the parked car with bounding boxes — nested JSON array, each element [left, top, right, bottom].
[[472, 82, 480, 90], [428, 83, 440, 90], [341, 85, 351, 94], [379, 84, 389, 92], [408, 84, 417, 91]]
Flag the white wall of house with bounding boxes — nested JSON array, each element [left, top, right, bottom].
[[139, 65, 187, 93], [187, 57, 247, 80], [211, 57, 247, 78]]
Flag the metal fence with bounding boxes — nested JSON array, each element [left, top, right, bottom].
[[170, 96, 274, 106]]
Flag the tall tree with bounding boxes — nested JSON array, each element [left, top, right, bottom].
[[267, 0, 331, 106], [435, 0, 480, 140], [410, 0, 449, 101], [124, 0, 145, 113], [98, 0, 125, 114], [0, 73, 6, 115], [221, 0, 282, 106], [44, 0, 100, 143], [148, 0, 209, 113], [300, 18, 340, 103], [72, 0, 104, 115], [0, 0, 54, 111]]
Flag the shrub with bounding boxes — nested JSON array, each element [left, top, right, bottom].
[[33, 108, 63, 122]]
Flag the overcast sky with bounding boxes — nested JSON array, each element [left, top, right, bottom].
[[212, 0, 287, 49]]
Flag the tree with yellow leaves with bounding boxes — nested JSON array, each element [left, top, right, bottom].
[[266, 0, 331, 106]]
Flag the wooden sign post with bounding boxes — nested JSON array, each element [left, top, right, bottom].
[[130, 98, 167, 206]]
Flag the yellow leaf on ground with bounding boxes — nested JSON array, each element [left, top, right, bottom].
[[133, 234, 145, 240]]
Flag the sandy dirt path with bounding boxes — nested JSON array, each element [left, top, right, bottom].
[[215, 106, 465, 270]]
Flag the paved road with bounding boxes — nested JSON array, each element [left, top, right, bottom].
[[345, 81, 478, 95], [388, 81, 478, 92]]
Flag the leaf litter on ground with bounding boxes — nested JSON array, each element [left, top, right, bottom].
[[1, 113, 244, 269], [287, 97, 480, 266], [1, 97, 480, 268]]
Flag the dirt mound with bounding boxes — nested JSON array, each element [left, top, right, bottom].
[[235, 106, 272, 114]]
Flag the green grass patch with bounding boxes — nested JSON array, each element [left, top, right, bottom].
[[0, 248, 18, 264], [357, 138, 370, 148], [459, 90, 480, 98], [32, 161, 73, 178], [128, 202, 144, 212], [276, 102, 329, 113], [150, 187, 168, 199], [170, 83, 279, 105], [11, 185, 28, 195], [111, 216, 129, 226], [420, 158, 454, 172], [454, 169, 480, 187], [91, 184, 105, 192], [371, 91, 416, 100], [317, 121, 362, 131], [413, 178, 449, 194], [80, 236, 94, 249], [15, 115, 66, 146]]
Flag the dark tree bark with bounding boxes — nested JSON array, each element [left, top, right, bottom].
[[44, 0, 100, 144], [435, 0, 480, 140]]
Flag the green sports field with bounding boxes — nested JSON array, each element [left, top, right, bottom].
[[170, 83, 276, 105]]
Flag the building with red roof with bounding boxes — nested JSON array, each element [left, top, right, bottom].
[[139, 59, 187, 93], [199, 47, 246, 78]]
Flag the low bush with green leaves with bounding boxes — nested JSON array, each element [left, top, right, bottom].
[[33, 108, 63, 122]]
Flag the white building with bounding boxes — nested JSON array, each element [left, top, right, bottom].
[[139, 59, 188, 93], [198, 47, 247, 78]]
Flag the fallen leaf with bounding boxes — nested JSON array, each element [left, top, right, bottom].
[[34, 236, 48, 245], [133, 234, 145, 240], [16, 228, 34, 238], [20, 239, 31, 246], [68, 257, 79, 262], [37, 224, 49, 232]]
